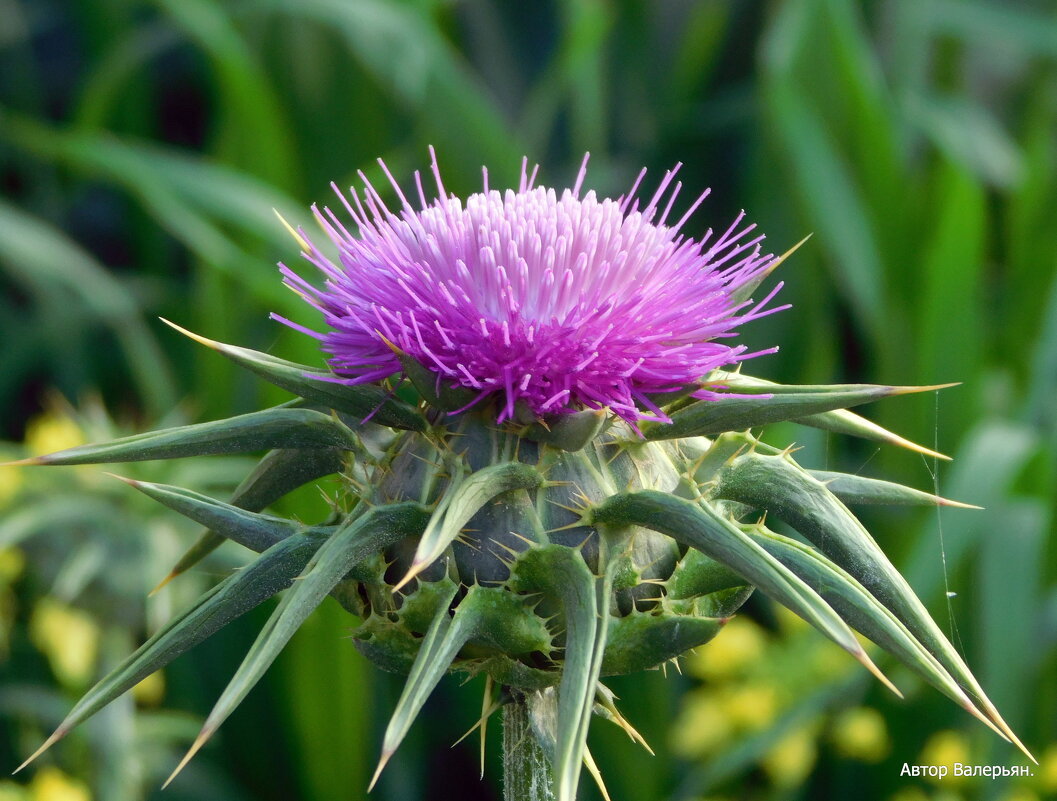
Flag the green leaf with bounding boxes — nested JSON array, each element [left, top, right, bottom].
[[795, 407, 949, 460], [715, 450, 1031, 758], [522, 409, 608, 452], [386, 345, 478, 413], [600, 610, 725, 676], [746, 525, 990, 721], [509, 545, 611, 801], [710, 370, 950, 459], [643, 381, 949, 440], [16, 406, 362, 465], [396, 462, 544, 591], [163, 320, 425, 430], [164, 501, 430, 786], [369, 579, 460, 789], [16, 532, 326, 771], [589, 491, 898, 691], [725, 235, 810, 307], [117, 476, 331, 553], [161, 446, 346, 583], [371, 584, 552, 787], [810, 470, 979, 508]]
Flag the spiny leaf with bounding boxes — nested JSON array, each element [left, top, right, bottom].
[[643, 380, 953, 441], [12, 407, 362, 466], [715, 451, 1034, 762], [745, 526, 1000, 733], [600, 610, 726, 675], [810, 470, 980, 508], [370, 579, 460, 790], [509, 544, 611, 801], [156, 446, 346, 589], [703, 370, 951, 459], [113, 476, 329, 553], [796, 407, 950, 460], [395, 462, 544, 591], [589, 491, 900, 695], [371, 584, 549, 788], [16, 532, 326, 772], [161, 319, 426, 430], [522, 409, 608, 452], [164, 502, 430, 787]]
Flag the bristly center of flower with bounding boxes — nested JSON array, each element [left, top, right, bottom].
[[275, 149, 788, 424]]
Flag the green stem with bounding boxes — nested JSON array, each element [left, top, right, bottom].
[[502, 692, 555, 801]]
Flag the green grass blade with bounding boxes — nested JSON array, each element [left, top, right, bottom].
[[156, 0, 298, 190], [760, 76, 886, 343], [0, 199, 177, 416], [266, 0, 524, 173]]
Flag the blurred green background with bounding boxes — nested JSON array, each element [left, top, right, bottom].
[[1, 1, 1055, 800]]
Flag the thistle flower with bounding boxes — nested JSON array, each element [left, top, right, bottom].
[[10, 152, 1033, 801], [275, 149, 786, 424]]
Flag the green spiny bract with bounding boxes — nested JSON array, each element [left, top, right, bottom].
[[9, 330, 1033, 801]]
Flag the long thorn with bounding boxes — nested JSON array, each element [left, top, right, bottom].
[[855, 649, 903, 699], [14, 729, 66, 774], [368, 750, 393, 793], [162, 729, 211, 789]]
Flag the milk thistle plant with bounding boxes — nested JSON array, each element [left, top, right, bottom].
[[12, 150, 1032, 800]]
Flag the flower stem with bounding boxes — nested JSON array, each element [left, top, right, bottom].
[[502, 691, 555, 801]]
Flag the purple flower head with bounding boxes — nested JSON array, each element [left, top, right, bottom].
[[276, 150, 787, 425]]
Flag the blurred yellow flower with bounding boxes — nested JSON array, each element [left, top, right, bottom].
[[919, 729, 971, 786], [687, 616, 767, 681], [830, 706, 891, 762], [29, 599, 99, 688], [669, 690, 733, 757], [720, 683, 779, 732], [1037, 743, 1057, 794], [28, 767, 90, 801], [761, 726, 818, 788], [132, 670, 166, 706], [25, 413, 84, 458], [0, 549, 25, 584]]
